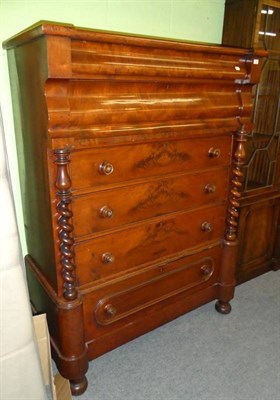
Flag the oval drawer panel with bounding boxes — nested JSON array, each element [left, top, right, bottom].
[[81, 246, 221, 338], [94, 256, 214, 326], [70, 136, 232, 191], [72, 167, 229, 237], [74, 204, 226, 286]]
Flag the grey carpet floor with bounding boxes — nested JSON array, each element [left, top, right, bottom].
[[73, 270, 280, 400]]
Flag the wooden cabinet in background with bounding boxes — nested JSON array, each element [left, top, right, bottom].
[[3, 22, 263, 395], [237, 195, 280, 282], [223, 0, 280, 283]]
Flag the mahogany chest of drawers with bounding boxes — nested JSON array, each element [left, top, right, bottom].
[[3, 22, 264, 395]]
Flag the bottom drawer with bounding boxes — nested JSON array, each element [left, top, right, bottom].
[[82, 245, 221, 341]]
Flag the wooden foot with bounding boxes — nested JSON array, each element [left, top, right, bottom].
[[215, 300, 232, 315], [70, 376, 88, 396], [272, 258, 280, 271]]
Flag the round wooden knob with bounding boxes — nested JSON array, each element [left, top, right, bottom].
[[200, 264, 212, 275], [201, 221, 213, 232], [99, 161, 114, 175], [100, 206, 114, 218], [204, 183, 216, 193], [208, 147, 221, 158], [101, 252, 115, 264], [104, 304, 117, 317]]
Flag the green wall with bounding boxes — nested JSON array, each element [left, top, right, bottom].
[[0, 0, 225, 253]]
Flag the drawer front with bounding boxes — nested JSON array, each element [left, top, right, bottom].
[[74, 204, 226, 285], [72, 167, 229, 237], [70, 136, 232, 191], [82, 246, 221, 338]]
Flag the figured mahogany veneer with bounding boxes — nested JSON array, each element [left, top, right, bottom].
[[74, 203, 226, 285], [72, 167, 229, 237], [69, 136, 232, 191], [3, 21, 264, 395]]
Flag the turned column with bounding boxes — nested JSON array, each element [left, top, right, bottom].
[[54, 148, 88, 395], [215, 85, 248, 315]]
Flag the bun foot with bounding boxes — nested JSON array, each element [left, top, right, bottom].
[[70, 376, 88, 396], [215, 300, 232, 315]]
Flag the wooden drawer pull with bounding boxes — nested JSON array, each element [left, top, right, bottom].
[[208, 147, 221, 158], [101, 252, 115, 264], [201, 221, 213, 232], [104, 304, 117, 317], [200, 264, 212, 275], [99, 161, 114, 175], [204, 183, 216, 193], [100, 205, 114, 218]]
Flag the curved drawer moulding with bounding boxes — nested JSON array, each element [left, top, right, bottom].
[[94, 256, 215, 326], [70, 38, 251, 81], [45, 79, 254, 133]]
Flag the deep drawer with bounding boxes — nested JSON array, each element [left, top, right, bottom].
[[72, 167, 229, 237], [82, 245, 221, 339], [74, 204, 226, 286], [70, 136, 232, 191]]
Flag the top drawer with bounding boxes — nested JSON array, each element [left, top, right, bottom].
[[70, 136, 232, 191]]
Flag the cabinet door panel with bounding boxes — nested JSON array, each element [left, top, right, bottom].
[[223, 0, 280, 283], [237, 200, 280, 282]]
